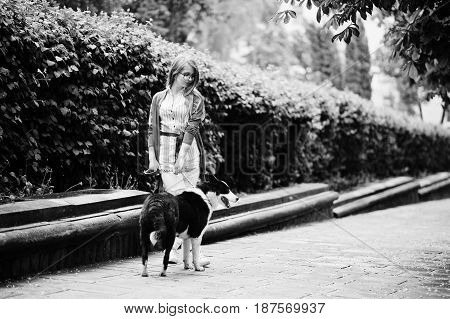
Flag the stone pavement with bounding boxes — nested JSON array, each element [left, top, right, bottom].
[[1, 199, 449, 299]]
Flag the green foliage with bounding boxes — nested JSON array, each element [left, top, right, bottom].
[[1, 0, 450, 197], [51, 0, 127, 13], [128, 0, 212, 44], [387, 2, 450, 117], [0, 167, 54, 204], [344, 20, 372, 100], [374, 44, 422, 116], [0, 0, 160, 194], [54, 0, 213, 44], [190, 0, 277, 61], [275, 0, 450, 117], [305, 22, 343, 90], [245, 25, 298, 69]]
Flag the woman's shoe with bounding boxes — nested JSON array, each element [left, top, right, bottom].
[[169, 249, 180, 264], [199, 256, 210, 267], [168, 237, 183, 264]]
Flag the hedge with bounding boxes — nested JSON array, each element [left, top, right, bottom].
[[1, 0, 450, 197]]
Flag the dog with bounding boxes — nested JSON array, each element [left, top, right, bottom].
[[139, 174, 239, 277]]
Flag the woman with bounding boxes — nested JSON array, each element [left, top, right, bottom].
[[145, 54, 207, 264]]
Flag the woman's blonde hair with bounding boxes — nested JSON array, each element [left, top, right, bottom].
[[166, 54, 199, 95]]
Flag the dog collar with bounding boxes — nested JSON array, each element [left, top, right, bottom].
[[186, 187, 212, 212]]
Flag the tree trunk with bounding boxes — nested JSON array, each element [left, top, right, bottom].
[[440, 105, 447, 124], [416, 88, 423, 120]]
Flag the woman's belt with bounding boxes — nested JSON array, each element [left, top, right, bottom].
[[160, 131, 184, 154], [160, 131, 180, 137]]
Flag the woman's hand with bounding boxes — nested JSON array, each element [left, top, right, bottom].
[[173, 157, 185, 175], [147, 159, 160, 172], [173, 143, 190, 175], [145, 147, 159, 174]]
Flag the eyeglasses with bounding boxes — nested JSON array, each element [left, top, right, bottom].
[[180, 72, 194, 80]]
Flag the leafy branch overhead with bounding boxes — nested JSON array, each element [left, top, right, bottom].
[[274, 0, 450, 112]]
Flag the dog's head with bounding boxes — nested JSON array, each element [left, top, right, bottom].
[[198, 175, 239, 210]]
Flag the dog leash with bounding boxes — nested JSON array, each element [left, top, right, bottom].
[[181, 171, 213, 209], [145, 169, 212, 209], [180, 171, 196, 188], [144, 168, 197, 190]]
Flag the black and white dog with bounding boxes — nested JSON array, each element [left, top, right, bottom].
[[140, 175, 239, 277]]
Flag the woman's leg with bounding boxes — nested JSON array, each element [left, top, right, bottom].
[[182, 166, 200, 189], [161, 171, 185, 195], [160, 171, 185, 263]]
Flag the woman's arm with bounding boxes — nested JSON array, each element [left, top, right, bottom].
[[147, 94, 159, 171], [147, 94, 157, 148], [174, 92, 205, 174], [182, 92, 205, 145]]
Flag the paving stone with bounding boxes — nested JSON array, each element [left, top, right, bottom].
[[46, 289, 110, 299], [0, 291, 24, 299]]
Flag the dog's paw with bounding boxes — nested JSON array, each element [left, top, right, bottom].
[[184, 263, 193, 270], [160, 271, 167, 277], [141, 265, 148, 277]]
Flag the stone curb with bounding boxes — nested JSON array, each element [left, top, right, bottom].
[[0, 189, 149, 228], [0, 184, 333, 280], [417, 172, 450, 202], [0, 191, 338, 254], [418, 172, 450, 188], [0, 209, 140, 254], [333, 176, 412, 208], [332, 172, 450, 219], [204, 191, 339, 243], [0, 184, 329, 230], [418, 178, 450, 201], [212, 183, 328, 220], [333, 181, 420, 218]]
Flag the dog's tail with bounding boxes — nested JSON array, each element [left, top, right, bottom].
[[151, 212, 166, 245]]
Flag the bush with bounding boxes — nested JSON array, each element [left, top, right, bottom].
[[1, 0, 450, 197]]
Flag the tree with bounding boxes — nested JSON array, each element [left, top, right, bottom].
[[305, 22, 343, 89], [54, 0, 213, 44], [374, 47, 421, 116], [273, 0, 450, 123], [344, 19, 371, 99], [399, 76, 421, 117], [245, 25, 298, 69], [126, 0, 212, 44], [190, 0, 278, 61]]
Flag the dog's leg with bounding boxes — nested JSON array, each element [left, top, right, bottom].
[[140, 226, 150, 277], [161, 248, 170, 277], [161, 230, 176, 277], [183, 239, 192, 270], [191, 238, 205, 272], [142, 260, 148, 277]]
